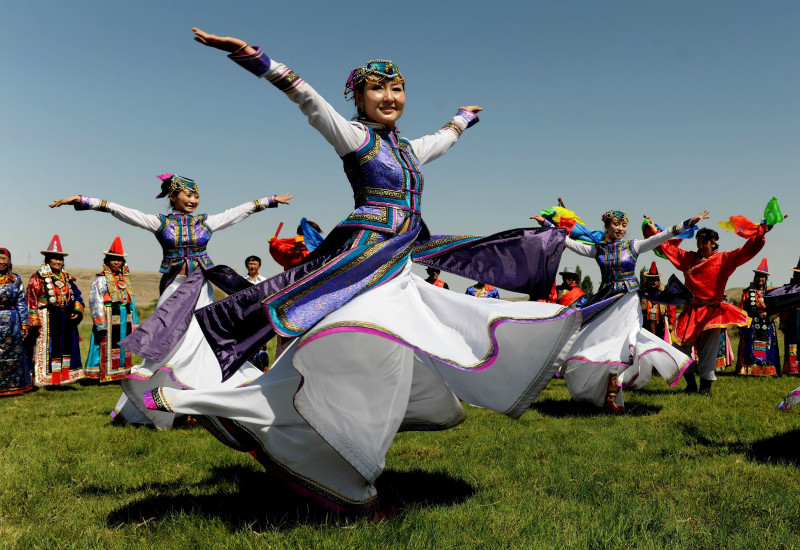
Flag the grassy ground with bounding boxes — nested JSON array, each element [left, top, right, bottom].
[[2, 365, 800, 549]]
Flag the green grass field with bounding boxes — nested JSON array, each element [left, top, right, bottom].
[[2, 338, 800, 549]]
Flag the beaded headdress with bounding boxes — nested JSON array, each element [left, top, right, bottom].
[[344, 60, 405, 100], [601, 210, 629, 225], [155, 173, 199, 199]]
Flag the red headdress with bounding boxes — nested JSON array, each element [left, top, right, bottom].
[[103, 236, 127, 257], [41, 234, 68, 256]]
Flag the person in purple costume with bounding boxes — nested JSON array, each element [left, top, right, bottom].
[[49, 176, 292, 428], [126, 28, 586, 514], [533, 209, 708, 412]]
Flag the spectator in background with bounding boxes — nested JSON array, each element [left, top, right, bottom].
[[554, 269, 588, 308], [466, 282, 499, 299], [425, 267, 449, 289], [269, 219, 323, 270], [779, 257, 800, 375], [640, 261, 675, 343], [0, 247, 32, 396], [85, 236, 139, 383], [26, 235, 85, 386], [737, 258, 780, 376], [245, 255, 266, 284]]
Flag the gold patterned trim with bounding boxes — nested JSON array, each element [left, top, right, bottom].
[[271, 237, 403, 333], [346, 207, 389, 224], [442, 121, 463, 137], [268, 69, 304, 94], [411, 235, 483, 255], [358, 134, 382, 165]]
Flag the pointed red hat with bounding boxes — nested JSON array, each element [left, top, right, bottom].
[[753, 258, 769, 275], [40, 234, 68, 256], [643, 261, 661, 277], [793, 257, 800, 273], [103, 236, 127, 257]]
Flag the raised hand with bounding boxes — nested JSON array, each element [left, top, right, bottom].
[[49, 196, 81, 208], [529, 215, 546, 227], [459, 105, 483, 114], [689, 210, 711, 227], [192, 28, 253, 55], [274, 193, 294, 205]]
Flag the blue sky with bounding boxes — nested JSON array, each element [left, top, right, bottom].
[[2, 1, 798, 293]]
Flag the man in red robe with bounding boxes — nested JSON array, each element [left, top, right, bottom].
[[654, 226, 766, 395], [268, 220, 322, 271], [554, 269, 588, 307]]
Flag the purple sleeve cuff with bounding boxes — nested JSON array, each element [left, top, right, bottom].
[[74, 195, 92, 211], [228, 46, 271, 77], [457, 109, 479, 128]]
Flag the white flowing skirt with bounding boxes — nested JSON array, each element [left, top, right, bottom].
[[779, 385, 800, 410], [147, 262, 582, 510], [111, 276, 263, 428], [563, 292, 692, 408]]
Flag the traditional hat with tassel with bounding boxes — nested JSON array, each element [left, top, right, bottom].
[[40, 234, 68, 256], [103, 236, 127, 257]]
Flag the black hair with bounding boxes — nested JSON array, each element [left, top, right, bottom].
[[245, 255, 262, 266], [696, 228, 719, 242], [44, 253, 65, 265], [296, 221, 323, 235], [104, 255, 126, 266]]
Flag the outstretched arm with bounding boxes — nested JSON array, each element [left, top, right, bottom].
[[51, 195, 161, 231], [635, 210, 710, 254], [192, 28, 365, 156], [205, 193, 293, 232], [408, 106, 482, 166], [530, 214, 596, 257]]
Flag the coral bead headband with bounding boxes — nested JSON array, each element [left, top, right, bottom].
[[155, 173, 199, 199], [344, 60, 405, 100], [601, 210, 629, 225]]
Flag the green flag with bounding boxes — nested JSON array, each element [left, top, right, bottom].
[[762, 197, 784, 225]]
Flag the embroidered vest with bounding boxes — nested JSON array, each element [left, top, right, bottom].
[[596, 240, 640, 294], [340, 127, 423, 235], [156, 213, 215, 275]]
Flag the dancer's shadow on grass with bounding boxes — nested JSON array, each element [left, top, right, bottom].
[[532, 398, 661, 417], [748, 429, 800, 467], [100, 465, 474, 530], [672, 424, 800, 466]]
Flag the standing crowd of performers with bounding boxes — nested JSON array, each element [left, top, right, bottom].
[[2, 26, 800, 512]]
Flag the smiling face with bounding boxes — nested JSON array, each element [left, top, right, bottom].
[[754, 273, 768, 288], [606, 219, 628, 241], [355, 80, 406, 128], [170, 189, 200, 213], [696, 237, 716, 259], [0, 253, 9, 273], [47, 255, 65, 273]]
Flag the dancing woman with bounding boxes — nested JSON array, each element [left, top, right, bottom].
[[129, 29, 584, 512], [50, 176, 292, 427], [532, 209, 708, 412]]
